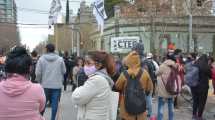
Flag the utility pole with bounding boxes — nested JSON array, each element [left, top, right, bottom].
[[150, 3, 156, 54], [186, 0, 192, 53], [55, 24, 59, 51], [114, 6, 120, 37], [188, 13, 192, 53]]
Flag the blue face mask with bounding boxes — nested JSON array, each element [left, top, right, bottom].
[[84, 65, 97, 76]]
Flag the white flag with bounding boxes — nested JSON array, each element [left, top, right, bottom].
[[48, 0, 62, 28], [93, 0, 107, 34]]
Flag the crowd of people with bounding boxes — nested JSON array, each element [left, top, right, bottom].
[[0, 43, 215, 120]]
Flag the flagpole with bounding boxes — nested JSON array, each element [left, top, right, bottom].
[[55, 24, 59, 51]]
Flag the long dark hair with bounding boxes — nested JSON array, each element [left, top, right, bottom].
[[88, 51, 116, 76], [196, 54, 209, 72]]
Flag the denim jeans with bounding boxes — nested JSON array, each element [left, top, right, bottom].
[[157, 97, 174, 120], [42, 88, 61, 120], [146, 94, 152, 117]]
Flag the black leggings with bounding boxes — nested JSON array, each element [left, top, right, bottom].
[[191, 87, 208, 117]]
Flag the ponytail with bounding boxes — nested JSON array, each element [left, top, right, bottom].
[[104, 53, 115, 76]]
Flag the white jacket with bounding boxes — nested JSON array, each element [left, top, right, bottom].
[[71, 71, 112, 120]]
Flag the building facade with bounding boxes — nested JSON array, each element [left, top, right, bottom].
[[0, 0, 17, 23], [73, 1, 96, 55], [0, 0, 19, 54], [90, 0, 215, 57]]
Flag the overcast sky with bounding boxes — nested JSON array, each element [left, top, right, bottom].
[[16, 0, 93, 51]]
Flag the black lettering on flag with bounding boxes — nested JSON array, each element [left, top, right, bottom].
[[97, 2, 104, 9]]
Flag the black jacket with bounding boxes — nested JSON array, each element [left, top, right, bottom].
[[196, 63, 212, 89]]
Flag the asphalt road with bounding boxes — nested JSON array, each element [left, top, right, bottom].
[[44, 86, 77, 120], [44, 85, 215, 120]]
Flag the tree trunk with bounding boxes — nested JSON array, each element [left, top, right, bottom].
[[115, 18, 120, 37], [187, 35, 190, 53], [193, 34, 198, 53], [150, 16, 155, 54]]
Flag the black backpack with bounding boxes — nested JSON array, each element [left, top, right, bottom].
[[64, 57, 72, 73], [143, 59, 156, 82], [76, 68, 88, 87], [123, 69, 146, 115]]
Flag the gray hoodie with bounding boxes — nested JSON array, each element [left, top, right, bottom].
[[35, 53, 66, 89]]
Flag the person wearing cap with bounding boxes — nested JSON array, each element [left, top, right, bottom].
[[146, 53, 159, 72], [35, 44, 66, 120], [146, 52, 159, 90]]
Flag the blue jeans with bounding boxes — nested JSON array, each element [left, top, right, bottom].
[[146, 94, 152, 117], [157, 97, 174, 120], [42, 88, 61, 120]]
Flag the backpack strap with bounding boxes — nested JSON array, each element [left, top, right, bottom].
[[123, 69, 143, 81], [123, 70, 130, 81], [136, 69, 143, 81]]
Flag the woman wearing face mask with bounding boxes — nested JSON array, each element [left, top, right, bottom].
[[71, 51, 116, 120]]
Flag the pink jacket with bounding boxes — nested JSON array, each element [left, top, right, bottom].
[[0, 74, 46, 120]]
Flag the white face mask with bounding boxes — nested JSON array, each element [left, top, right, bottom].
[[84, 65, 97, 76]]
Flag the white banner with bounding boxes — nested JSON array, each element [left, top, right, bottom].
[[93, 0, 107, 34], [111, 37, 140, 53], [48, 0, 62, 28]]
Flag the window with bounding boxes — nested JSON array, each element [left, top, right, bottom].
[[0, 0, 6, 4], [197, 0, 205, 7]]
